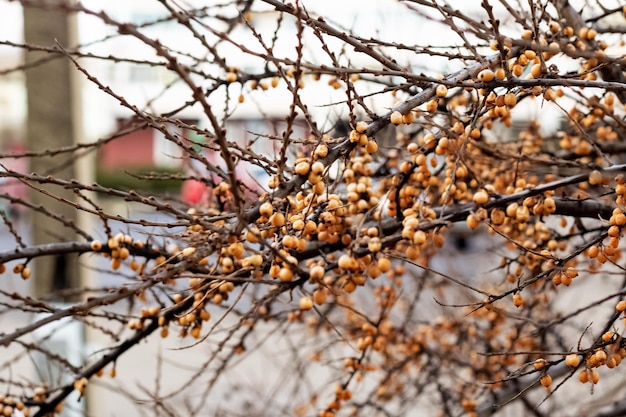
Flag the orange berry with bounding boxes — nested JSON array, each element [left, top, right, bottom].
[[313, 290, 326, 305], [377, 257, 391, 273], [295, 161, 310, 176], [540, 374, 552, 387], [299, 296, 313, 310], [602, 331, 615, 343], [477, 69, 495, 82], [530, 63, 542, 78], [466, 214, 481, 229], [591, 370, 600, 384], [390, 111, 403, 125], [355, 121, 368, 133], [473, 190, 489, 205], [259, 201, 274, 217], [504, 93, 517, 107], [20, 267, 31, 280], [565, 354, 580, 368], [436, 84, 448, 97]]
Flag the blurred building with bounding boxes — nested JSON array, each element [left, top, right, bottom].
[[74, 0, 459, 183]]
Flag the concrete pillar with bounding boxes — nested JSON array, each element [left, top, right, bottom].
[[23, 2, 80, 297]]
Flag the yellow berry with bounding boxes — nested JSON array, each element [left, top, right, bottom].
[[578, 369, 590, 383], [338, 254, 355, 270], [377, 257, 391, 273], [259, 201, 274, 217], [270, 212, 286, 227], [540, 374, 552, 387], [73, 377, 88, 395], [588, 170, 603, 185], [587, 28, 597, 40], [390, 111, 403, 125], [366, 140, 378, 154], [111, 258, 121, 270], [299, 296, 313, 310], [355, 121, 368, 133], [313, 289, 326, 305], [591, 370, 600, 384], [311, 161, 324, 175], [20, 267, 31, 280], [504, 93, 517, 107], [181, 247, 196, 257], [249, 254, 264, 267], [534, 359, 547, 369], [366, 237, 381, 253], [425, 100, 437, 113], [295, 161, 310, 176], [548, 21, 561, 33], [309, 265, 325, 283], [119, 247, 130, 260], [565, 354, 580, 368], [602, 331, 615, 343], [314, 144, 328, 158], [473, 190, 489, 205], [267, 176, 279, 189], [466, 214, 481, 230], [530, 63, 542, 78], [477, 69, 495, 82], [278, 267, 294, 282], [543, 197, 556, 213]]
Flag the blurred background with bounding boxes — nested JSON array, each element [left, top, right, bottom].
[[0, 1, 624, 416]]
